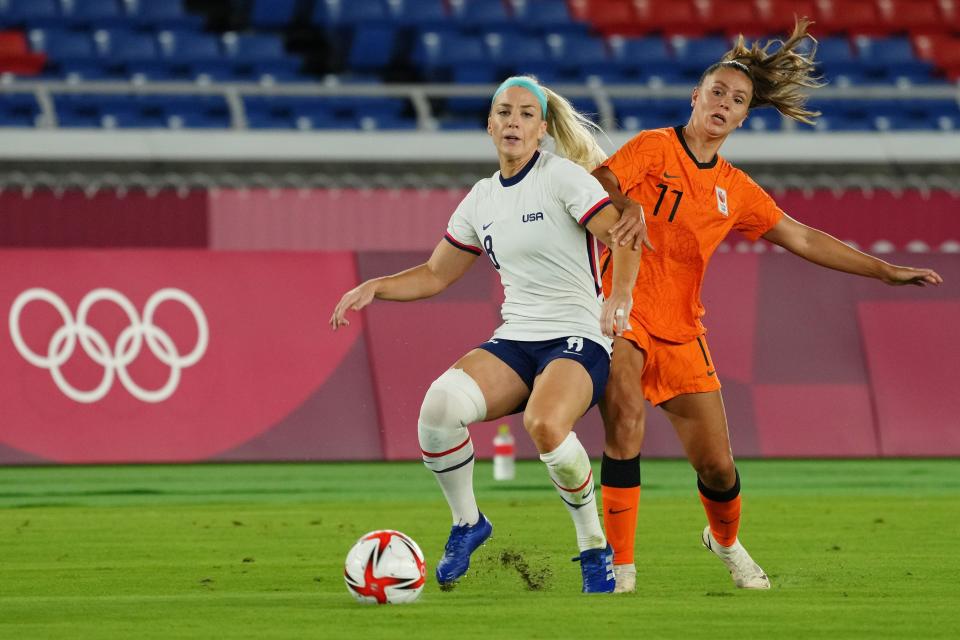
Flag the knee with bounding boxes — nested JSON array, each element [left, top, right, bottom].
[[522, 413, 567, 453], [694, 455, 736, 491], [418, 369, 486, 448], [601, 395, 646, 451]]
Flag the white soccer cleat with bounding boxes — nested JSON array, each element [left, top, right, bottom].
[[701, 526, 771, 589], [612, 563, 636, 593]]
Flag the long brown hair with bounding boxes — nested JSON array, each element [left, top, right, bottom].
[[701, 17, 825, 124]]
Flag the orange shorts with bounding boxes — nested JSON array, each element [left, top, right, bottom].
[[619, 323, 721, 406]]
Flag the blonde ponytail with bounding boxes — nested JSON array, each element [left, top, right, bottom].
[[542, 86, 608, 171]]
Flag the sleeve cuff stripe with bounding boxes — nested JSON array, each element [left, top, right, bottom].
[[579, 198, 613, 225], [444, 233, 482, 255]]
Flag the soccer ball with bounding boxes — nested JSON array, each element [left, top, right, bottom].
[[344, 529, 426, 604]]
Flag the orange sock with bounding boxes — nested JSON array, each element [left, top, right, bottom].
[[602, 485, 640, 565], [600, 453, 641, 566], [697, 469, 741, 547]]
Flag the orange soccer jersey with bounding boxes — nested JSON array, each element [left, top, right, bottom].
[[600, 126, 784, 343]]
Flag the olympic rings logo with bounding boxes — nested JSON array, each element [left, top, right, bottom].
[[8, 288, 208, 404]]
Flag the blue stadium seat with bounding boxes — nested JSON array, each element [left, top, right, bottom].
[[394, 0, 449, 27], [162, 95, 231, 128], [251, 59, 305, 82], [188, 59, 242, 81], [227, 33, 287, 61], [0, 93, 40, 127], [453, 0, 514, 30], [672, 36, 730, 78], [3, 0, 66, 28], [744, 108, 783, 131], [516, 0, 587, 34], [30, 28, 97, 60], [159, 31, 223, 62], [486, 32, 552, 77], [549, 33, 612, 81], [816, 37, 856, 64], [130, 0, 204, 30], [614, 36, 672, 79], [347, 25, 397, 71], [107, 30, 160, 61], [614, 98, 689, 129], [412, 30, 490, 81], [313, 0, 392, 27], [247, 0, 299, 28], [856, 37, 934, 83], [53, 59, 118, 80], [65, 0, 130, 28]]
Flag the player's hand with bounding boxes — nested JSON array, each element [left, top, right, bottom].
[[330, 281, 377, 330], [600, 290, 633, 338], [881, 265, 943, 287], [609, 200, 654, 252]]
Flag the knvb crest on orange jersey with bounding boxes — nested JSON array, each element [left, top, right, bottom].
[[715, 186, 729, 216]]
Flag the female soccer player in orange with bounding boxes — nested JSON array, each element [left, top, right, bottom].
[[592, 19, 944, 592]]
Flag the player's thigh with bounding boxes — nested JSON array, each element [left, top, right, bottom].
[[453, 348, 529, 420], [658, 390, 735, 472], [524, 359, 594, 444]]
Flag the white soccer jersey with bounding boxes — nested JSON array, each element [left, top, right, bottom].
[[444, 150, 614, 352]]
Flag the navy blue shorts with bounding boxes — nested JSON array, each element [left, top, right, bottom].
[[478, 336, 610, 415]]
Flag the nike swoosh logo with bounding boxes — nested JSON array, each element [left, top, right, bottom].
[[608, 507, 631, 514], [707, 370, 716, 377], [664, 172, 680, 179], [561, 351, 583, 356], [482, 221, 494, 230]]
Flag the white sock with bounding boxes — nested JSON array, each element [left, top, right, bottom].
[[426, 440, 480, 526], [539, 432, 605, 551]]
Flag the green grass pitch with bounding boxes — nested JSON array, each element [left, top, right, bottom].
[[1, 459, 958, 639]]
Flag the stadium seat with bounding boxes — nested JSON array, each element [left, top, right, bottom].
[[347, 25, 398, 72], [577, 0, 640, 37], [452, 0, 515, 30], [106, 30, 160, 61], [162, 95, 231, 128], [486, 31, 552, 77], [159, 31, 223, 62], [612, 36, 672, 78], [129, 0, 205, 30], [30, 27, 96, 59], [635, 0, 707, 36], [394, 0, 449, 26], [224, 33, 287, 61], [313, 0, 392, 27], [856, 36, 934, 83], [514, 0, 588, 34], [247, 0, 299, 28], [743, 107, 784, 131], [814, 0, 884, 35], [0, 30, 45, 74], [412, 30, 489, 81], [64, 0, 131, 29], [756, 0, 816, 35], [672, 36, 730, 78], [548, 33, 612, 80], [2, 0, 66, 29], [699, 0, 767, 37], [0, 92, 40, 127], [878, 0, 948, 34]]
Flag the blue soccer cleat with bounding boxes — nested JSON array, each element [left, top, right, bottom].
[[435, 512, 493, 585], [573, 543, 616, 593]]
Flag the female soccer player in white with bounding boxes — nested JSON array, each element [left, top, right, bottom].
[[331, 76, 641, 593]]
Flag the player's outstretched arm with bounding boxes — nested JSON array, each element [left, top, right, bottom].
[[592, 166, 654, 252], [762, 214, 944, 287], [587, 206, 641, 337], [330, 240, 478, 329]]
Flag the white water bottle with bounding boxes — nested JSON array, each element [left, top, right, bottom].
[[493, 424, 515, 481]]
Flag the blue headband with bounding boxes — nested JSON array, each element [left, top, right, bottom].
[[492, 77, 548, 118]]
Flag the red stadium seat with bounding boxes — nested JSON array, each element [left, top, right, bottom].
[[699, 0, 768, 37], [757, 0, 817, 35], [573, 0, 643, 36], [633, 0, 707, 35], [0, 31, 46, 75], [814, 0, 886, 35], [878, 0, 950, 34], [920, 34, 960, 79]]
